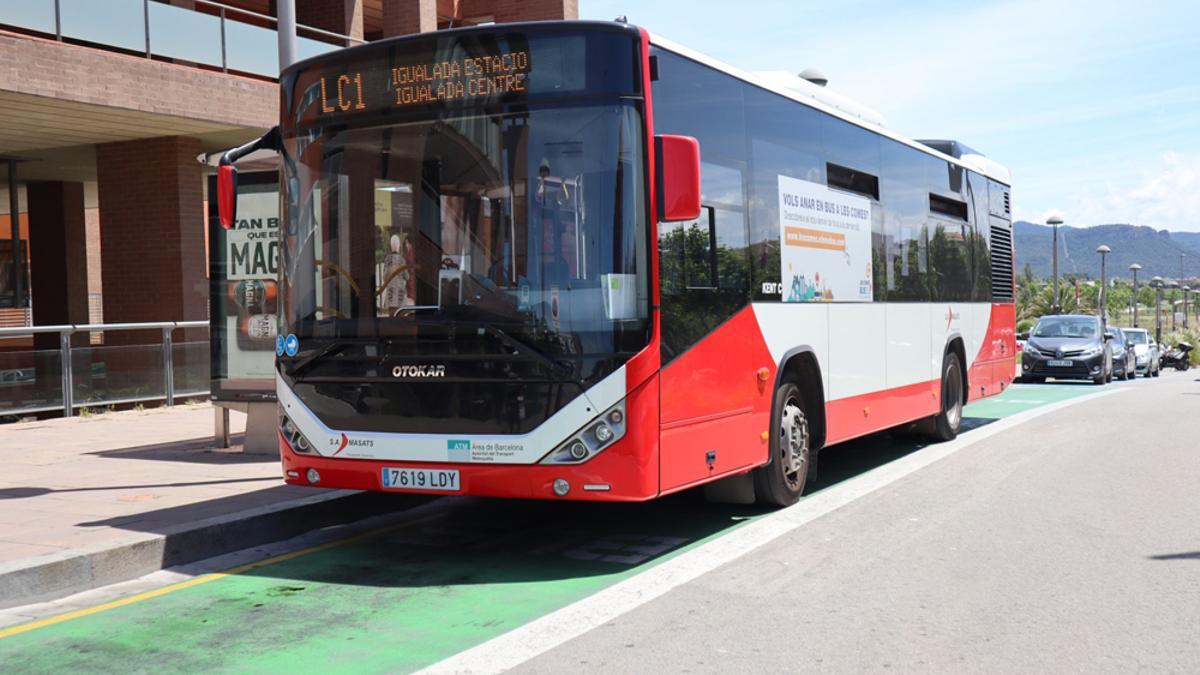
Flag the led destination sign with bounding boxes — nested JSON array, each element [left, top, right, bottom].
[[392, 51, 530, 106], [316, 51, 530, 114], [287, 29, 641, 127]]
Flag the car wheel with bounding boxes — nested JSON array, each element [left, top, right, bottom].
[[1152, 365, 1160, 377], [753, 380, 810, 507]]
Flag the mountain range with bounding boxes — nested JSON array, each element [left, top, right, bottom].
[[1012, 222, 1200, 281]]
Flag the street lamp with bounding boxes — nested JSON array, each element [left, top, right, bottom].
[[1096, 245, 1111, 329], [1048, 214, 1064, 313], [1167, 280, 1179, 331], [1184, 285, 1191, 330], [1129, 263, 1142, 327], [1151, 276, 1163, 345]]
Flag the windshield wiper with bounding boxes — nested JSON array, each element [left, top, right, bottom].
[[282, 325, 580, 385], [479, 322, 579, 382], [284, 341, 347, 379]]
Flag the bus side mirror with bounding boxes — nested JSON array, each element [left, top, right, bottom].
[[218, 164, 238, 229], [656, 134, 701, 222]]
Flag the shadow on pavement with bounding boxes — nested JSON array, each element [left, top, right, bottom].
[[85, 435, 278, 464], [1148, 551, 1200, 561], [226, 424, 1004, 591], [0, 477, 277, 500]]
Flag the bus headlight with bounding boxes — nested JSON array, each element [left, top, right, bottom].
[[540, 401, 627, 464], [281, 412, 316, 455], [594, 423, 613, 443]]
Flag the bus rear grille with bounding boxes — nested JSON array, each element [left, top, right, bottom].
[[991, 224, 1014, 301]]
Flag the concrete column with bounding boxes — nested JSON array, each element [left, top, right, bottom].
[[27, 182, 90, 350], [95, 136, 206, 345], [297, 0, 365, 41], [383, 0, 438, 36]]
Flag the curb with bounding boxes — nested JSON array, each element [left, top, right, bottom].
[[0, 489, 411, 610]]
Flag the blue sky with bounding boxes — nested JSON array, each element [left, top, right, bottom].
[[581, 0, 1200, 231]]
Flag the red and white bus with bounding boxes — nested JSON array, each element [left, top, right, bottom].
[[218, 20, 1015, 506]]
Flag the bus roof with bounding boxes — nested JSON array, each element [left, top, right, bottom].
[[280, 20, 1011, 187], [647, 31, 1012, 186]]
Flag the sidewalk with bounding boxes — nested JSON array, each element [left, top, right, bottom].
[[0, 404, 395, 609]]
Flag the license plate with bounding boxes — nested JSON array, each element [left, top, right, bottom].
[[381, 467, 460, 491], [1047, 359, 1073, 367]]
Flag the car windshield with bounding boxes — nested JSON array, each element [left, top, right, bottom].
[[1124, 330, 1149, 345], [1032, 317, 1100, 338]]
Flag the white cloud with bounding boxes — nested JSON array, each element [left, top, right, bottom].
[[1035, 152, 1200, 231]]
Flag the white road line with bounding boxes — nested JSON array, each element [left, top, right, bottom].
[[418, 387, 1125, 675]]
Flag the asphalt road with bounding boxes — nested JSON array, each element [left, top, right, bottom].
[[1, 372, 1196, 673], [515, 371, 1200, 674]]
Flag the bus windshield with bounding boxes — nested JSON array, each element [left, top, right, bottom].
[[281, 102, 648, 347], [273, 26, 650, 435]]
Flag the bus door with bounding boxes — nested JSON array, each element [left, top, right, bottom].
[[658, 162, 764, 490]]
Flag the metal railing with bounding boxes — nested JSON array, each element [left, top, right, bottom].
[[0, 320, 208, 417], [0, 0, 364, 78]]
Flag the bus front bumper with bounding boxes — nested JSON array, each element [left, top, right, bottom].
[[280, 433, 660, 502]]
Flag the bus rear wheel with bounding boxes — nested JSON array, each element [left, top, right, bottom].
[[921, 352, 963, 442], [754, 381, 810, 507]]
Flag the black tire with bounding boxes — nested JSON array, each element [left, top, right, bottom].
[[1093, 373, 1105, 385], [753, 381, 811, 507], [924, 353, 963, 442], [1152, 365, 1160, 377]]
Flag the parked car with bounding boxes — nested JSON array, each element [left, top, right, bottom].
[[1107, 327, 1136, 380], [1020, 314, 1112, 384], [1118, 327, 1159, 377]]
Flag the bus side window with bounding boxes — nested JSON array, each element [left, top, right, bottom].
[[661, 206, 716, 291]]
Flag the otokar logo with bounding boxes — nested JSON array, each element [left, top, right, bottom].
[[392, 364, 447, 378]]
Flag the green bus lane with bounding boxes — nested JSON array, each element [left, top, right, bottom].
[[0, 382, 1103, 673], [0, 497, 764, 674]]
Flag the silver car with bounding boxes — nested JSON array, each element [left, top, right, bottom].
[[1119, 327, 1160, 377]]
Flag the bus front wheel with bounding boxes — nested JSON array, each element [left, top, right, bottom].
[[754, 380, 811, 507]]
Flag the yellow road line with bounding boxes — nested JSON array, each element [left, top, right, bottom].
[[0, 511, 443, 640]]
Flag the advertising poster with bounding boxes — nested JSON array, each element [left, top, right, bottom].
[[777, 175, 873, 302], [223, 190, 279, 377], [209, 173, 280, 398]]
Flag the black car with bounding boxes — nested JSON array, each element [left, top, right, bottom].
[[1020, 314, 1112, 384], [1108, 326, 1137, 380]]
